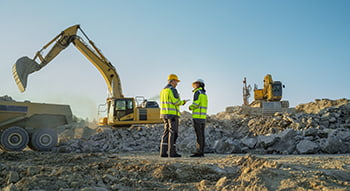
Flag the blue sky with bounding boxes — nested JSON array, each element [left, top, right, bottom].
[[1, 1, 349, 120]]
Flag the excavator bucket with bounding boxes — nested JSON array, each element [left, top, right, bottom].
[[12, 56, 40, 92]]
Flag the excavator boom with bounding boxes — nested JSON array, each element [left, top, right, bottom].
[[12, 24, 123, 98], [12, 24, 162, 127]]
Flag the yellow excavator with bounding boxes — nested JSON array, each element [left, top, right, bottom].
[[13, 24, 162, 127], [242, 74, 289, 115]]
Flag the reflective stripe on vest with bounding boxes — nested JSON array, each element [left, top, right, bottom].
[[190, 87, 208, 119], [160, 86, 182, 117]]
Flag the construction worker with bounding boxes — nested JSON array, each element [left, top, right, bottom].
[[159, 74, 187, 157], [189, 79, 208, 157]]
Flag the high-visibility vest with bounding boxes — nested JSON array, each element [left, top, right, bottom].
[[189, 87, 208, 120], [160, 84, 184, 118]]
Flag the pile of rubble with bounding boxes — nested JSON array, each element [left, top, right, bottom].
[[55, 98, 350, 155], [0, 95, 15, 102]]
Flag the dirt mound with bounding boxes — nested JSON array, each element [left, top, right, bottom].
[[215, 155, 283, 190], [296, 98, 350, 114], [57, 121, 96, 142], [152, 163, 221, 183]]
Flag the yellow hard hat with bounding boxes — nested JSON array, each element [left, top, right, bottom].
[[168, 74, 180, 82]]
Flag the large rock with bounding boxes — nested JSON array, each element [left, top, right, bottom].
[[319, 137, 342, 154], [257, 134, 278, 149], [2, 184, 18, 191], [296, 140, 319, 154], [268, 138, 296, 154], [277, 128, 297, 140], [338, 142, 350, 153], [213, 138, 241, 154], [6, 171, 19, 184], [241, 136, 257, 149], [303, 128, 318, 137], [336, 129, 350, 142]]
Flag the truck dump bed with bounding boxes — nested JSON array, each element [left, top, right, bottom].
[[0, 98, 72, 151]]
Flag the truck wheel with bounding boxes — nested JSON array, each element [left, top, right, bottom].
[[29, 128, 58, 151], [0, 126, 29, 151]]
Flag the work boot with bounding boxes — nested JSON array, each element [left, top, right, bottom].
[[190, 153, 204, 157], [169, 153, 181, 158], [160, 154, 168, 158]]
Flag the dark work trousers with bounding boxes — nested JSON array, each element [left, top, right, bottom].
[[193, 119, 205, 154], [160, 118, 179, 156]]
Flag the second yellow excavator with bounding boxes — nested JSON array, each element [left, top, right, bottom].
[[13, 24, 162, 127], [242, 74, 289, 115]]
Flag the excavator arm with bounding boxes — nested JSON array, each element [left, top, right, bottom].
[[13, 24, 123, 98]]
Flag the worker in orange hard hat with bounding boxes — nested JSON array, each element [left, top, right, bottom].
[[159, 74, 187, 157]]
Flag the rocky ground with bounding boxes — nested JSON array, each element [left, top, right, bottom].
[[55, 98, 350, 155], [1, 152, 350, 191], [1, 98, 350, 190]]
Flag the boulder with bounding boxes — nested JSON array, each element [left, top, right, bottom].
[[213, 139, 240, 154], [319, 136, 342, 154], [257, 134, 278, 149], [277, 128, 296, 140], [241, 136, 257, 149], [303, 128, 318, 137], [296, 140, 319, 154], [269, 137, 296, 154], [2, 184, 18, 191], [7, 171, 19, 184]]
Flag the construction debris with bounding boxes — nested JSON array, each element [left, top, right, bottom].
[[1, 98, 350, 190], [54, 98, 350, 155]]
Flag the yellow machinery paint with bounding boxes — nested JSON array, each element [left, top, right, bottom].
[[13, 25, 162, 127], [243, 74, 290, 115], [0, 99, 72, 151]]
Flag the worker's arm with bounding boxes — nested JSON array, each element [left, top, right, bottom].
[[170, 88, 185, 106], [189, 91, 200, 110]]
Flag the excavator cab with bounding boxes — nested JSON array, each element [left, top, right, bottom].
[[106, 98, 134, 124], [114, 98, 134, 120], [268, 81, 283, 101], [103, 97, 161, 127]]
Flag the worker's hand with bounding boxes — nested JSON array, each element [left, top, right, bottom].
[[182, 100, 187, 105], [189, 105, 193, 110]]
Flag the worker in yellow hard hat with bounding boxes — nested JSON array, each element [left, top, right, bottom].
[[159, 74, 187, 157], [189, 79, 208, 157]]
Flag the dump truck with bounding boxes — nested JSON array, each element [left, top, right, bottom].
[[13, 24, 162, 127], [0, 96, 72, 151], [242, 74, 289, 115]]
